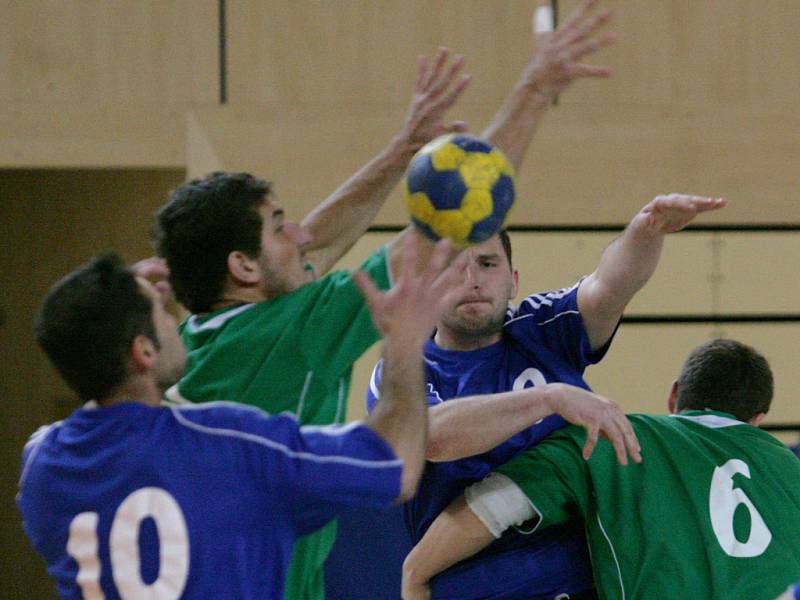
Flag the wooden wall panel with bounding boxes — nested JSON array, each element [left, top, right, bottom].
[[193, 0, 800, 225], [0, 1, 217, 167]]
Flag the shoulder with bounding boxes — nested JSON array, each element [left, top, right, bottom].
[[169, 401, 301, 446], [508, 281, 583, 325], [19, 420, 65, 491]]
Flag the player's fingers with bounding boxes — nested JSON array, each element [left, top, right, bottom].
[[431, 248, 468, 295], [691, 197, 728, 213], [428, 55, 465, 99], [423, 47, 450, 92], [352, 270, 381, 308], [583, 425, 599, 460], [399, 229, 422, 282], [415, 55, 430, 92], [423, 239, 456, 285], [558, 0, 599, 38], [442, 119, 469, 134], [567, 31, 618, 62], [605, 421, 629, 466], [561, 7, 612, 46], [569, 63, 614, 79], [431, 73, 471, 113], [621, 419, 643, 464]]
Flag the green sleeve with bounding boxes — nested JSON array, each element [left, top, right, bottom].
[[496, 426, 591, 531], [300, 245, 391, 379]]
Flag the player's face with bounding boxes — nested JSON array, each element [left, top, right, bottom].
[[256, 199, 314, 298], [137, 278, 186, 389], [438, 235, 519, 339]]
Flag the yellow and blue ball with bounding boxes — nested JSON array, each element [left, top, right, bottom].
[[404, 134, 515, 248]]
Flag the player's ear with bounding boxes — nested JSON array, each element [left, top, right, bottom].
[[748, 412, 767, 427], [227, 251, 260, 285], [667, 380, 679, 414], [509, 269, 520, 300], [131, 335, 157, 373]]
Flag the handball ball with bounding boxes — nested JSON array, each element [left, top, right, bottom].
[[404, 134, 515, 248]]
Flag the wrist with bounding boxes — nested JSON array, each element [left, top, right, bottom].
[[531, 384, 558, 418]]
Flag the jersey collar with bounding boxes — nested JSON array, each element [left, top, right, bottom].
[[673, 409, 744, 428]]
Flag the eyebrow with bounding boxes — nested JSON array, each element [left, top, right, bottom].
[[476, 253, 501, 261], [271, 208, 285, 222]]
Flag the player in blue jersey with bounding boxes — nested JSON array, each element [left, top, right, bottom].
[[17, 234, 460, 600], [368, 194, 726, 600]]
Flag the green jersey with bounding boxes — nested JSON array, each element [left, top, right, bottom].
[[486, 411, 800, 599], [169, 246, 391, 600]]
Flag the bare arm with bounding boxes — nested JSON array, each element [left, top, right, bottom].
[[427, 382, 641, 466], [402, 495, 494, 600], [578, 194, 727, 350], [303, 50, 470, 276], [482, 0, 617, 171], [357, 235, 461, 501]]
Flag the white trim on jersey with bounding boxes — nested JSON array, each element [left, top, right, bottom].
[[369, 360, 383, 401], [596, 512, 626, 600], [673, 413, 744, 429], [163, 384, 192, 405], [333, 378, 345, 424], [18, 421, 63, 491], [184, 303, 257, 333], [536, 310, 581, 326], [301, 421, 362, 436], [296, 371, 313, 420], [465, 473, 540, 538], [521, 281, 580, 312], [170, 405, 403, 469]]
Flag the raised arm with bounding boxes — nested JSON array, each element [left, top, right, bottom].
[[482, 0, 617, 171], [578, 194, 727, 350], [356, 235, 462, 501], [302, 49, 470, 276], [427, 382, 640, 466]]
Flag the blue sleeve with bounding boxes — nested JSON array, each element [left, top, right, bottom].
[[366, 358, 442, 413], [511, 280, 614, 371], [794, 582, 800, 600], [175, 404, 402, 536]]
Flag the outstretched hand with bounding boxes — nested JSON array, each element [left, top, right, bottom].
[[637, 194, 728, 234], [354, 232, 463, 349], [546, 383, 642, 466], [523, 0, 618, 100], [397, 48, 471, 153]]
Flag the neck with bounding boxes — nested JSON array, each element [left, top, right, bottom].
[[433, 327, 502, 351], [98, 376, 162, 408], [212, 288, 265, 311]]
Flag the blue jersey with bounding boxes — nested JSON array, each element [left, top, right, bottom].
[[367, 283, 612, 600], [18, 401, 401, 600]]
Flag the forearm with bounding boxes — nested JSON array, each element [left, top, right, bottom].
[[366, 338, 428, 501], [481, 79, 552, 172], [402, 496, 495, 595], [427, 386, 555, 462], [302, 135, 416, 275], [585, 216, 664, 316]]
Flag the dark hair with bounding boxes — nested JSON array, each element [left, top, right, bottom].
[[35, 254, 157, 402], [676, 338, 773, 422], [498, 229, 513, 269], [153, 172, 271, 313]]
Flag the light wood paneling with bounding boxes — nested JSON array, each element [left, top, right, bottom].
[[0, 1, 217, 167]]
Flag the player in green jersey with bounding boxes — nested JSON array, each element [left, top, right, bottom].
[[402, 339, 800, 600], [154, 3, 619, 418], [151, 4, 619, 597]]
